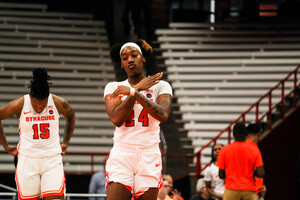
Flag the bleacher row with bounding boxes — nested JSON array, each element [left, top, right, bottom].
[[0, 2, 114, 173], [155, 22, 300, 167], [1, 1, 300, 175]]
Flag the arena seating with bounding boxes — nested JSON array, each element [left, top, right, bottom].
[[155, 22, 300, 170], [0, 2, 114, 174]]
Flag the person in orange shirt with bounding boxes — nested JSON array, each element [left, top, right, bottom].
[[246, 123, 267, 200], [216, 122, 265, 200], [162, 175, 184, 200]]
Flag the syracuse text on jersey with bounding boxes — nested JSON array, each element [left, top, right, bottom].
[[26, 115, 55, 122]]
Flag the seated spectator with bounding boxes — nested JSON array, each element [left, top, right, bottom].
[[189, 178, 213, 200], [89, 162, 106, 200], [204, 144, 224, 200], [162, 174, 184, 200], [157, 179, 172, 200]]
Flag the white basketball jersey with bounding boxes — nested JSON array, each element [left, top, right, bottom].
[[104, 80, 172, 147], [18, 94, 61, 157]]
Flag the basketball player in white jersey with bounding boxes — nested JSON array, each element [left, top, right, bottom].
[[104, 40, 173, 200], [0, 68, 75, 200]]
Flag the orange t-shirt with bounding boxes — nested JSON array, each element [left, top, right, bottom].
[[245, 139, 264, 193], [216, 141, 264, 191], [169, 195, 184, 200], [255, 177, 264, 193]]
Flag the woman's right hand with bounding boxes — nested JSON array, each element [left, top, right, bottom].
[[4, 145, 18, 156], [135, 72, 163, 91]]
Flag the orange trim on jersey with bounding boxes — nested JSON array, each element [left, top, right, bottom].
[[105, 151, 111, 190], [106, 151, 111, 165], [42, 175, 65, 198], [106, 180, 133, 193], [17, 133, 21, 152], [134, 191, 144, 199], [157, 174, 163, 189], [121, 183, 133, 192], [18, 195, 40, 200], [157, 150, 163, 189], [15, 169, 40, 200]]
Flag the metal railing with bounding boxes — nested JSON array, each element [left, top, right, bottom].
[[194, 64, 300, 177]]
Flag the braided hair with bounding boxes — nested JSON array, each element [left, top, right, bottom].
[[29, 67, 51, 100], [110, 39, 153, 64], [211, 143, 224, 163]]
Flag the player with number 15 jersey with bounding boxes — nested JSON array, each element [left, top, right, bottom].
[[0, 68, 75, 200], [18, 93, 60, 157]]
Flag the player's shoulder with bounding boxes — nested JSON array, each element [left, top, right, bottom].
[[52, 93, 64, 103], [10, 96, 24, 110], [105, 80, 128, 87], [14, 96, 25, 114], [52, 93, 69, 109], [158, 79, 171, 86], [16, 96, 25, 104], [152, 80, 172, 90], [0, 96, 24, 118], [118, 79, 130, 86], [106, 81, 117, 85]]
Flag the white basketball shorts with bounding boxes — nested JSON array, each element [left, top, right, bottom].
[[16, 154, 65, 200], [106, 142, 163, 199]]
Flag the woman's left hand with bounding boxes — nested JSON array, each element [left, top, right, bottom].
[[135, 72, 163, 91], [61, 144, 68, 156], [109, 86, 131, 99]]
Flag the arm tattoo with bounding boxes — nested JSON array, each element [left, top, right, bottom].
[[62, 100, 70, 109], [64, 117, 74, 141], [136, 92, 165, 116], [162, 99, 171, 107], [62, 99, 75, 145], [63, 112, 75, 145]]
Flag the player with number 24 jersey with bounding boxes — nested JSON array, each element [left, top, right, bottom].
[[104, 79, 172, 147]]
